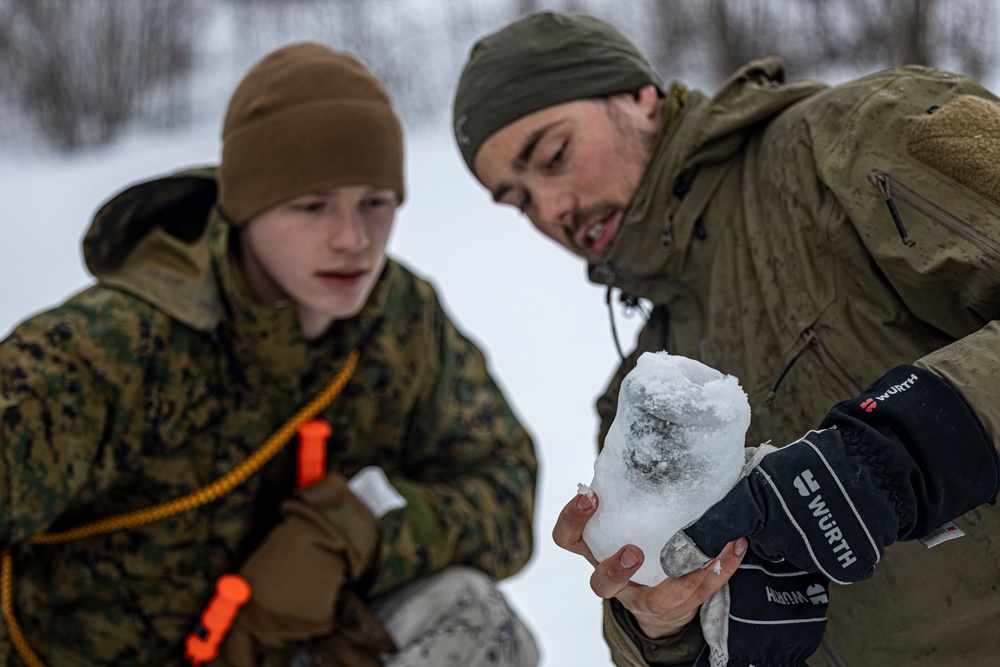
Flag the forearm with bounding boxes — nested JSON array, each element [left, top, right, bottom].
[[916, 319, 1000, 448], [369, 450, 536, 596], [359, 304, 538, 594], [363, 320, 537, 595], [604, 599, 705, 667]]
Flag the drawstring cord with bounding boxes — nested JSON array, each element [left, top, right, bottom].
[[596, 261, 706, 364], [606, 284, 651, 364], [1, 350, 359, 667]]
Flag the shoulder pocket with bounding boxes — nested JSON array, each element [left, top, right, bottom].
[[907, 94, 1000, 207]]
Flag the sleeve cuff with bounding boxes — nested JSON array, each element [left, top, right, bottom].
[[606, 598, 706, 666]]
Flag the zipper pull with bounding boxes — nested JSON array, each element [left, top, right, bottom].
[[873, 173, 917, 247]]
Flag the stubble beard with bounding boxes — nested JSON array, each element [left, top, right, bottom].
[[603, 98, 661, 191], [572, 100, 660, 257]]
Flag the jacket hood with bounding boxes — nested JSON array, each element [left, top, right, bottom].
[[83, 167, 225, 331], [589, 57, 826, 294], [669, 57, 825, 171]]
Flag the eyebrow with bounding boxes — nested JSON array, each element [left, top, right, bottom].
[[490, 121, 560, 203]]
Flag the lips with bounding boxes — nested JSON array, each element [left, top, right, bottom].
[[576, 211, 621, 258], [315, 267, 368, 288]]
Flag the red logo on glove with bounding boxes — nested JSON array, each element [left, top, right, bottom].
[[860, 398, 876, 413]]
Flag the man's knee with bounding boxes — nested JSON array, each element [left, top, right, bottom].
[[423, 565, 502, 601], [373, 566, 539, 667]]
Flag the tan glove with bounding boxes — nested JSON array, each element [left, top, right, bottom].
[[213, 473, 384, 666]]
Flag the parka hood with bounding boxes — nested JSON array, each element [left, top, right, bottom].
[[83, 167, 225, 331], [670, 57, 825, 171]]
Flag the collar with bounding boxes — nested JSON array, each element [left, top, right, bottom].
[[588, 87, 712, 300]]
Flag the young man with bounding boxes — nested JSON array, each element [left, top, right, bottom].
[[0, 43, 539, 667], [453, 11, 1000, 667]]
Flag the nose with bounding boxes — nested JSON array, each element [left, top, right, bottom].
[[328, 209, 369, 253], [533, 185, 577, 233]]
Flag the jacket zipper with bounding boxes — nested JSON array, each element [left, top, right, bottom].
[[766, 329, 862, 403], [868, 169, 1000, 258]]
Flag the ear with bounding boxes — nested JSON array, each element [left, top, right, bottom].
[[634, 84, 661, 119]]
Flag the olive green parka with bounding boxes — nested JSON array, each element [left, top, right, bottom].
[[0, 171, 537, 665], [596, 59, 1000, 667]]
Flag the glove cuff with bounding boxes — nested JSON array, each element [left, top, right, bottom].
[[823, 365, 1000, 540]]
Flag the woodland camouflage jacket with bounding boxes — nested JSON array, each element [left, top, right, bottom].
[[593, 60, 1000, 667], [0, 171, 537, 665]]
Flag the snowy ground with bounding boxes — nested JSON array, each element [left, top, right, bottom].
[[0, 118, 644, 665]]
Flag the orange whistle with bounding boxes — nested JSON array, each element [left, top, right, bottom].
[[185, 574, 252, 666], [296, 418, 331, 488]]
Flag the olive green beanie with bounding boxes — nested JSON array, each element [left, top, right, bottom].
[[218, 43, 404, 226], [452, 12, 663, 172]]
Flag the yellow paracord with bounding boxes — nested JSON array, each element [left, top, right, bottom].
[[1, 350, 359, 667]]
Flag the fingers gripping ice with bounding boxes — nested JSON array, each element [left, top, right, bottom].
[[582, 352, 750, 586]]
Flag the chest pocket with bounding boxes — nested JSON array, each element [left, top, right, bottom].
[[866, 168, 1000, 336]]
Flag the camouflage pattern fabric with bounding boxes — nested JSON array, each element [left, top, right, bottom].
[[0, 172, 537, 665], [290, 566, 540, 667], [369, 566, 538, 667]]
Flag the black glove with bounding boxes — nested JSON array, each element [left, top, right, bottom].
[[663, 365, 999, 585], [690, 553, 829, 667], [656, 446, 828, 667]]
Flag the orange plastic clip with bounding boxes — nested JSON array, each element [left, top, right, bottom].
[[296, 418, 331, 488], [184, 573, 252, 666]]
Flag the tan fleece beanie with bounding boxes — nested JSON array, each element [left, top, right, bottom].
[[218, 43, 404, 226]]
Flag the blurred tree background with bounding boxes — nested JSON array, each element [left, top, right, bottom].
[[0, 0, 997, 152]]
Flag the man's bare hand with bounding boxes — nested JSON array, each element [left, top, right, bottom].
[[552, 491, 747, 638]]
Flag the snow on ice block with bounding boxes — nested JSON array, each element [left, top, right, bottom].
[[582, 351, 750, 586]]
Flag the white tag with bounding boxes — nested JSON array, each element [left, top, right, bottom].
[[918, 521, 966, 548], [348, 466, 407, 518]]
